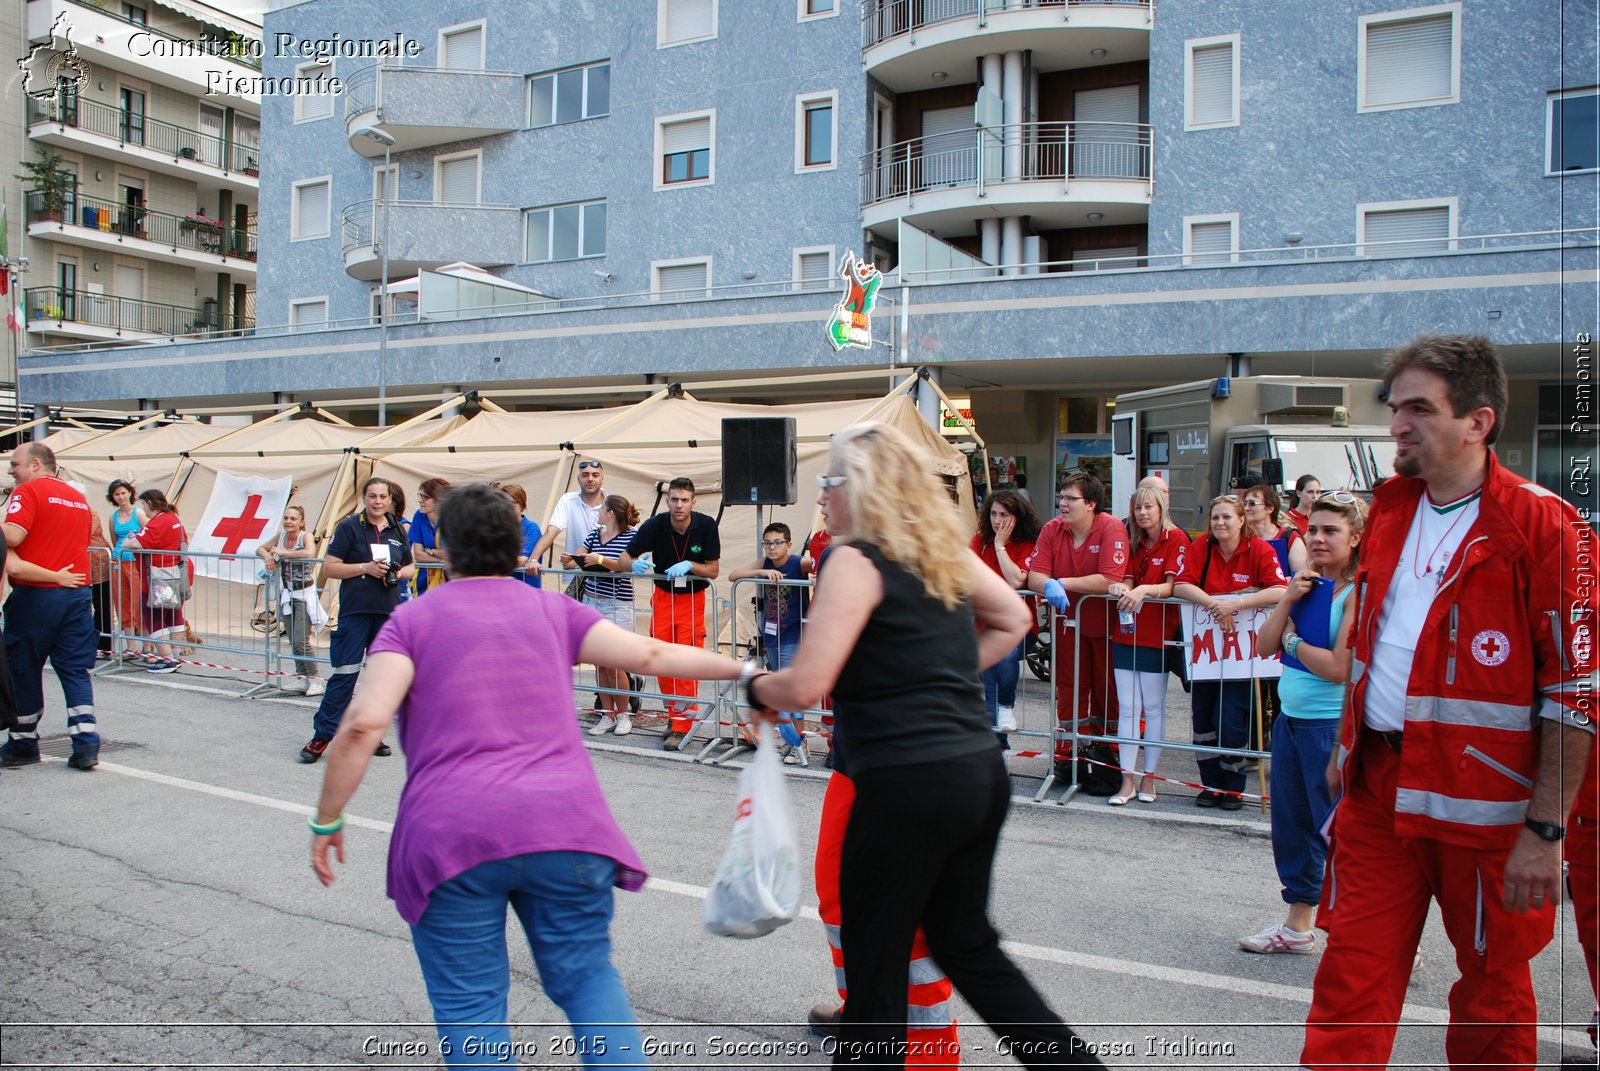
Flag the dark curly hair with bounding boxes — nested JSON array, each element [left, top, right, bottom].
[[438, 483, 520, 578], [978, 489, 1042, 543]]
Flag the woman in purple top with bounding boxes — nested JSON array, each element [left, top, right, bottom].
[[309, 484, 747, 1068]]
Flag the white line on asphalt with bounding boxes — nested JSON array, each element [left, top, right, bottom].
[[82, 759, 1586, 1047]]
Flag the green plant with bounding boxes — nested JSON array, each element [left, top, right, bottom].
[[16, 148, 74, 214]]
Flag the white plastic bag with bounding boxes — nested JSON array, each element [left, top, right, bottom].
[[703, 722, 801, 938]]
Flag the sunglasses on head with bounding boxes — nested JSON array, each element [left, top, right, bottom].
[[577, 461, 602, 470], [1212, 494, 1242, 505], [1316, 490, 1361, 505]]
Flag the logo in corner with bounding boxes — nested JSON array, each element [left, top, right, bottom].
[[19, 13, 90, 102], [1573, 623, 1592, 667]]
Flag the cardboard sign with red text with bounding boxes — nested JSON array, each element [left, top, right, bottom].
[[187, 470, 293, 583], [1180, 598, 1283, 682]]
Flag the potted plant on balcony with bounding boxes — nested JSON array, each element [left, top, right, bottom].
[[15, 149, 74, 224]]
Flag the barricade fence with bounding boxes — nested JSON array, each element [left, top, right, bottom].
[[722, 575, 830, 767], [1044, 591, 1277, 809]]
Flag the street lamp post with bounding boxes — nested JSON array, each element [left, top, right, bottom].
[[353, 126, 397, 426]]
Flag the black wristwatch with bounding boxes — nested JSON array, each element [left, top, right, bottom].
[[1524, 817, 1565, 842]]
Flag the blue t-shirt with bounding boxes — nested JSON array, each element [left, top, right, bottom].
[[517, 516, 543, 587], [1276, 582, 1353, 720], [410, 510, 441, 594], [758, 555, 808, 642]]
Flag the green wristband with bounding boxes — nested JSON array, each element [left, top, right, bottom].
[[1284, 634, 1303, 660], [308, 813, 346, 836]]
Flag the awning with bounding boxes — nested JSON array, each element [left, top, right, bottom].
[[149, 0, 261, 37]]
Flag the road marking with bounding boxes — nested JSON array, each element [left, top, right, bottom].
[[82, 759, 1586, 1047]]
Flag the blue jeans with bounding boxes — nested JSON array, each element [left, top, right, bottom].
[[765, 633, 804, 749], [980, 639, 1024, 727], [1268, 713, 1338, 905], [409, 851, 646, 1068]]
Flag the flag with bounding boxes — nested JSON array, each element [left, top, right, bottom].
[[187, 470, 293, 583], [0, 184, 9, 260], [1, 270, 10, 297], [7, 290, 24, 333]]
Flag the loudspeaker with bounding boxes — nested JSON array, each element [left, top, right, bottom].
[[722, 417, 797, 505]]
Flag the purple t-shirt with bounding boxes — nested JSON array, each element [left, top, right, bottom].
[[369, 576, 648, 924]]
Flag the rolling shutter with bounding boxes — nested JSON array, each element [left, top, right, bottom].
[[1190, 44, 1235, 125], [1365, 14, 1453, 107]]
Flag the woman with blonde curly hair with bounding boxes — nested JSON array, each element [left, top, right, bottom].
[[746, 422, 1100, 1068]]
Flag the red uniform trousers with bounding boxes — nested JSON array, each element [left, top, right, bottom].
[[1303, 731, 1554, 1071], [1052, 619, 1117, 762], [1567, 813, 1600, 1044], [816, 771, 959, 1068], [649, 587, 705, 734]]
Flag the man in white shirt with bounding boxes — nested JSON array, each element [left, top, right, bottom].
[[528, 457, 607, 577]]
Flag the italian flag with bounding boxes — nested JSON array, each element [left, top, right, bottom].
[[6, 289, 23, 333]]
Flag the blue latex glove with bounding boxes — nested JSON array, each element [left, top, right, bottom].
[[1043, 578, 1069, 613], [631, 557, 653, 575], [664, 560, 694, 579]]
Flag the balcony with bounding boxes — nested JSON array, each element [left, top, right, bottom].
[[862, 0, 1152, 92], [22, 286, 245, 343], [340, 199, 522, 281], [860, 120, 1151, 233], [344, 65, 525, 157], [28, 96, 258, 191], [27, 0, 261, 108], [26, 192, 257, 277]]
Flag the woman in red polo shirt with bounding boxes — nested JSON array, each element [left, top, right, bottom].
[[1172, 494, 1287, 810], [969, 489, 1040, 739], [124, 489, 189, 674], [1106, 485, 1189, 805]]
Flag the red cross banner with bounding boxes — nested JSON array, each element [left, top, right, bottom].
[[187, 470, 294, 583], [1180, 599, 1284, 682]]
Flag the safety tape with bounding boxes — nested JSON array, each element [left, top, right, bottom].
[[1060, 747, 1271, 803]]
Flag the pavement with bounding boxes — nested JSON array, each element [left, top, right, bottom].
[[1, 664, 1595, 1069]]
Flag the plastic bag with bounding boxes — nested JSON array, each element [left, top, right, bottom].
[[704, 722, 801, 938]]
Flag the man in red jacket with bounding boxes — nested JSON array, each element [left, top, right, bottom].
[[1301, 335, 1596, 1070], [1567, 730, 1599, 1054]]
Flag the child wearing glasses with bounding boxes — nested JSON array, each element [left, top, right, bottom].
[[729, 523, 811, 765]]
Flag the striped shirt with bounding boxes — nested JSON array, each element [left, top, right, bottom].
[[581, 526, 637, 601]]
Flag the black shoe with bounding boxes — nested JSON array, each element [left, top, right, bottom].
[[67, 752, 99, 771], [1195, 790, 1223, 808], [374, 742, 393, 757], [1218, 794, 1244, 811], [298, 736, 331, 764], [0, 743, 41, 768], [823, 750, 834, 770]]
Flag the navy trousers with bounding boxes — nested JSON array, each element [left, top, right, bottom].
[[311, 613, 388, 740], [4, 585, 98, 756]]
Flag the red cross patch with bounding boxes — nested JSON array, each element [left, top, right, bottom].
[[1472, 629, 1510, 667]]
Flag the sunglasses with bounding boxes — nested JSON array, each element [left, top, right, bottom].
[[1316, 490, 1361, 505], [577, 461, 602, 471], [817, 474, 848, 488], [1211, 494, 1242, 506]]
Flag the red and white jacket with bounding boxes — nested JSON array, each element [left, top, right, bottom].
[[1344, 453, 1597, 849]]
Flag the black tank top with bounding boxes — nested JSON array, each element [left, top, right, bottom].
[[831, 541, 994, 774]]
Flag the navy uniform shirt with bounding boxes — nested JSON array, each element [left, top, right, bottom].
[[327, 512, 413, 616]]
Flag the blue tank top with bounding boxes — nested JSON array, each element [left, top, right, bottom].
[[112, 510, 141, 562]]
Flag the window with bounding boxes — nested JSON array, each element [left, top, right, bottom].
[[656, 112, 714, 188], [1549, 89, 1599, 175], [660, 0, 716, 46], [525, 200, 606, 262], [122, 4, 146, 25], [799, 0, 837, 20], [439, 21, 486, 71], [1358, 198, 1455, 256], [796, 93, 837, 170], [435, 151, 482, 204], [1184, 213, 1238, 265], [1359, 4, 1460, 112], [290, 178, 331, 241], [1186, 35, 1239, 129], [653, 257, 711, 299], [794, 247, 833, 291], [289, 298, 328, 331], [119, 87, 145, 145], [294, 61, 334, 122], [529, 62, 610, 127]]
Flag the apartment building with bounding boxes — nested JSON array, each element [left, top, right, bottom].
[[16, 0, 1599, 512], [7, 0, 260, 355]]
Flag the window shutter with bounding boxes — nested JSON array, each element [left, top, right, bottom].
[[1070, 246, 1140, 271], [1365, 14, 1452, 107], [1363, 206, 1449, 256], [291, 300, 327, 329], [657, 261, 708, 297], [1190, 44, 1234, 125], [1188, 221, 1233, 264], [295, 182, 328, 238], [1074, 84, 1141, 177], [438, 156, 480, 204], [664, 0, 713, 43], [442, 27, 483, 71], [662, 117, 710, 155], [798, 251, 831, 289]]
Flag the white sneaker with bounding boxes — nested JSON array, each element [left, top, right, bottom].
[[614, 712, 632, 736], [1238, 923, 1316, 954], [304, 679, 325, 697], [589, 715, 617, 736], [281, 676, 308, 694], [781, 743, 809, 767], [997, 706, 1017, 732]]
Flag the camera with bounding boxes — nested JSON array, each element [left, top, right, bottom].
[[384, 561, 399, 587]]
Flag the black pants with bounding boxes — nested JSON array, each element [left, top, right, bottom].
[[89, 579, 112, 653], [836, 748, 1101, 1068]]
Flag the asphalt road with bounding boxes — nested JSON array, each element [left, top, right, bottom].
[[1, 667, 1593, 1070]]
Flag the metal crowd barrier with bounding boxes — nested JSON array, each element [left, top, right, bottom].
[[1039, 591, 1274, 809], [717, 575, 830, 767]]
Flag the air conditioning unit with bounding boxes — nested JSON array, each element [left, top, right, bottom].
[[1258, 382, 1348, 415]]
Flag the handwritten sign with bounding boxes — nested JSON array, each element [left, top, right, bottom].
[[1180, 598, 1282, 682]]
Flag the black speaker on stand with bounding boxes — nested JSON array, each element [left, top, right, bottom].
[[721, 417, 797, 506]]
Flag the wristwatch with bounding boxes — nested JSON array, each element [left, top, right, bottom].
[[738, 661, 770, 713], [1524, 817, 1565, 842]]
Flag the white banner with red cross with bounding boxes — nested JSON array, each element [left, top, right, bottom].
[[187, 470, 292, 583], [1180, 598, 1284, 682]]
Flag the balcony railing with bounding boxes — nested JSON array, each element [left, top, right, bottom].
[[55, 0, 262, 69], [860, 120, 1152, 207], [27, 191, 258, 261], [861, 0, 1153, 50], [28, 95, 259, 176], [23, 286, 247, 336]]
